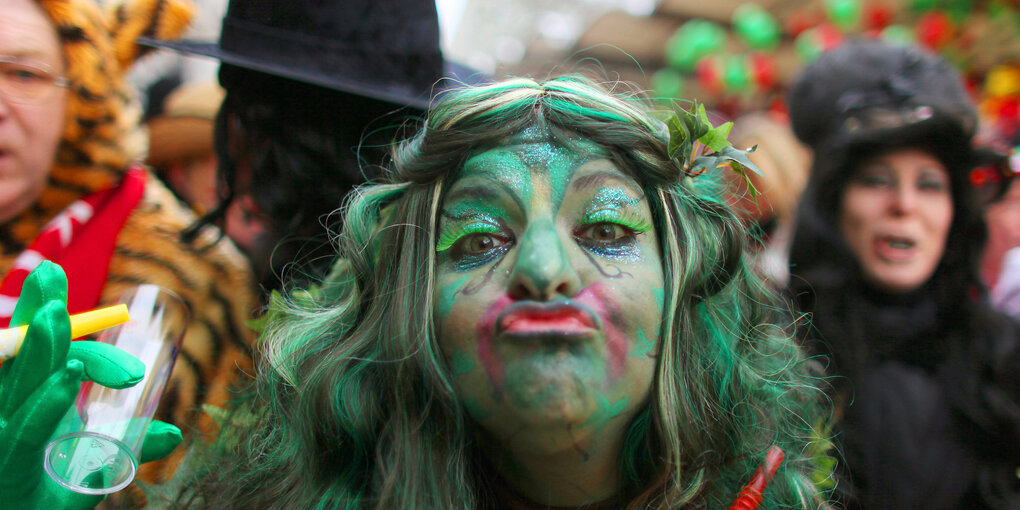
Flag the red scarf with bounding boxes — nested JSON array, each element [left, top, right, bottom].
[[0, 167, 146, 327]]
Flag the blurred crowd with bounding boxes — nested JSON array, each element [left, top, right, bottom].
[[1, 0, 1017, 508]]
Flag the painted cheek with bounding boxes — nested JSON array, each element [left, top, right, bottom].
[[574, 283, 628, 381], [584, 393, 630, 433], [436, 274, 472, 321], [629, 327, 656, 358], [476, 294, 514, 389], [450, 349, 476, 376]]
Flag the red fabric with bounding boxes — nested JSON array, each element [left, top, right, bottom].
[[0, 167, 146, 327]]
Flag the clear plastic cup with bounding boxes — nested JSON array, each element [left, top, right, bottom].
[[43, 285, 189, 495]]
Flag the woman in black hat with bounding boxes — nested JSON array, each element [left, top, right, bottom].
[[787, 39, 1020, 509]]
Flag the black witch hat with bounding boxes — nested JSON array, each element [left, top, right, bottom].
[[139, 0, 482, 109]]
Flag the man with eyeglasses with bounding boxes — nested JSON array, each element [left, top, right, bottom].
[[0, 10, 67, 224]]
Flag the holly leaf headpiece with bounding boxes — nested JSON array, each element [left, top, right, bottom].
[[666, 101, 764, 201]]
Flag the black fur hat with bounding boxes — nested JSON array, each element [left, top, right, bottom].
[[789, 38, 977, 157], [787, 39, 987, 293]]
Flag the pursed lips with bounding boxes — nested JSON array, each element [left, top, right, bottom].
[[495, 300, 600, 337]]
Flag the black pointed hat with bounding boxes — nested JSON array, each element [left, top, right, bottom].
[[139, 0, 481, 109]]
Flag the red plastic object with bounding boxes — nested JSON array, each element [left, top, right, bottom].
[[728, 446, 786, 510]]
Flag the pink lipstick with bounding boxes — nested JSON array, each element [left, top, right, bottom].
[[497, 302, 598, 336]]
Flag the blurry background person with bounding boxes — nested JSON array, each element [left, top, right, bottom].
[[983, 166, 1020, 319], [145, 80, 225, 215], [725, 111, 811, 287], [787, 39, 1020, 509], [141, 0, 484, 295], [0, 0, 257, 506]]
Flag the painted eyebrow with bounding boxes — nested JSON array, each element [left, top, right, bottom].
[[442, 181, 526, 214], [571, 170, 644, 197]]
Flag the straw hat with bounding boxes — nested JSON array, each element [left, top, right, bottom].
[[145, 80, 225, 168]]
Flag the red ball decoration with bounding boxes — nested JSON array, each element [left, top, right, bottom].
[[749, 53, 777, 91], [815, 22, 845, 51], [695, 56, 723, 95], [998, 97, 1020, 120], [915, 10, 954, 50], [864, 2, 894, 31]]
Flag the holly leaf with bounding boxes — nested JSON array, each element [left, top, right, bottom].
[[715, 144, 763, 202], [667, 114, 692, 163], [686, 103, 711, 140], [690, 155, 719, 175], [717, 144, 763, 176], [666, 101, 711, 163], [663, 102, 764, 204], [699, 120, 734, 153]]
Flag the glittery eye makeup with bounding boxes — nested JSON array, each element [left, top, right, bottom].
[[574, 187, 651, 259], [437, 209, 513, 270]]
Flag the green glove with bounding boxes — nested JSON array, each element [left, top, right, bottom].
[[0, 261, 183, 508]]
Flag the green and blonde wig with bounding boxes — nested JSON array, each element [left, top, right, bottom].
[[184, 76, 831, 509]]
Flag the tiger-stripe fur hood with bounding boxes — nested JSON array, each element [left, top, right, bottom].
[[2, 1, 259, 507], [34, 0, 192, 222]]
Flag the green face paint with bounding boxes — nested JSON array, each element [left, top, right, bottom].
[[433, 128, 664, 469], [450, 349, 475, 376], [629, 327, 656, 359], [436, 274, 472, 321], [584, 394, 630, 433]]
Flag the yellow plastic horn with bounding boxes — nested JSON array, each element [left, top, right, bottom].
[[0, 304, 130, 360]]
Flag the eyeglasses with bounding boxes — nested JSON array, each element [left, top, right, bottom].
[[0, 57, 69, 104]]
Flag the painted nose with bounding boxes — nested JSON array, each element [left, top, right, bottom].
[[507, 220, 581, 300]]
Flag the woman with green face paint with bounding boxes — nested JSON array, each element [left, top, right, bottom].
[[174, 76, 833, 509]]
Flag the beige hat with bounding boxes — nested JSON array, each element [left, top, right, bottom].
[[146, 80, 225, 168]]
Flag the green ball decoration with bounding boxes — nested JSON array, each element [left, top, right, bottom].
[[722, 55, 751, 92], [795, 28, 824, 63], [732, 3, 781, 50], [881, 24, 915, 45], [665, 19, 727, 71], [825, 0, 861, 31], [651, 68, 685, 100]]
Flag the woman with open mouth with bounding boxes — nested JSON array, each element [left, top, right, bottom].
[[787, 39, 1020, 509]]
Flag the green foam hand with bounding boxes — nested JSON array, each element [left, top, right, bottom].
[[0, 261, 182, 508]]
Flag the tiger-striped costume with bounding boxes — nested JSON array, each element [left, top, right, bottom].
[[0, 0, 258, 506]]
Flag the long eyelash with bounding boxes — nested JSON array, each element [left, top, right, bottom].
[[437, 221, 502, 252], [581, 209, 652, 233]]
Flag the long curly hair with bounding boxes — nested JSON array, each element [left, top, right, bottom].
[[178, 76, 832, 509]]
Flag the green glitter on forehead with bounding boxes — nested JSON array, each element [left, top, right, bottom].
[[518, 139, 607, 207], [459, 149, 533, 203], [441, 201, 507, 221]]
